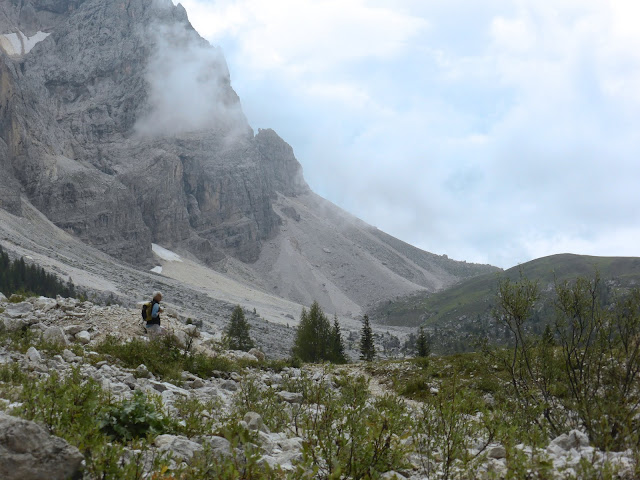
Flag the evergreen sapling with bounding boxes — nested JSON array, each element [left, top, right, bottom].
[[416, 326, 431, 358], [225, 305, 254, 352], [360, 314, 375, 361], [330, 314, 348, 364]]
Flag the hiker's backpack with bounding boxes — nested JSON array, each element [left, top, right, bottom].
[[141, 302, 153, 323]]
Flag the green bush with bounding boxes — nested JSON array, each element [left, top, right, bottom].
[[16, 368, 108, 450], [100, 390, 174, 441], [413, 376, 489, 480], [401, 375, 430, 398], [177, 438, 294, 480], [300, 372, 410, 479], [493, 273, 640, 450], [96, 335, 248, 383], [231, 374, 295, 434], [173, 394, 221, 437], [0, 361, 27, 384], [7, 365, 174, 479]]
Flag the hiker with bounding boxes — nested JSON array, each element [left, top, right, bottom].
[[144, 291, 164, 335]]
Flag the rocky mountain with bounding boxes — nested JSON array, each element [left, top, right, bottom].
[[0, 0, 496, 317]]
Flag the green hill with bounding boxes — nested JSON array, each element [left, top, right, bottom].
[[370, 254, 640, 352]]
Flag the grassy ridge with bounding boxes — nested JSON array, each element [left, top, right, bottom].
[[371, 254, 640, 329]]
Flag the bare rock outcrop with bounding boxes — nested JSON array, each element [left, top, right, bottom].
[[0, 0, 306, 265]]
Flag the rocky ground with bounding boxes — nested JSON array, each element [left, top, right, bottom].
[[1, 293, 636, 479], [0, 202, 416, 360]]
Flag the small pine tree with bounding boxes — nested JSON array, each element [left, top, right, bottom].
[[330, 315, 348, 364], [359, 315, 375, 362], [225, 305, 254, 352], [416, 326, 430, 358]]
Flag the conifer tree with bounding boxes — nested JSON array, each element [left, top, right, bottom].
[[292, 301, 334, 363], [0, 245, 80, 299], [416, 326, 430, 358], [359, 314, 375, 362], [330, 314, 348, 364], [225, 305, 254, 352]]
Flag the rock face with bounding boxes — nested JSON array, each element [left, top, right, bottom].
[[0, 0, 308, 264], [0, 412, 84, 480]]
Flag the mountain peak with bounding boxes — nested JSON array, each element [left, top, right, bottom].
[[0, 0, 496, 316]]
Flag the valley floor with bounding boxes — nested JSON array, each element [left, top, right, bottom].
[[1, 294, 638, 479]]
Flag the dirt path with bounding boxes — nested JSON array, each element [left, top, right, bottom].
[[306, 363, 423, 410]]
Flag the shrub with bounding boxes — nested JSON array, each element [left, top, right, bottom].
[[413, 376, 489, 480], [96, 335, 246, 383], [100, 390, 174, 441], [300, 372, 410, 479], [494, 272, 640, 450], [173, 395, 221, 437], [9, 367, 173, 479], [230, 374, 294, 433], [16, 368, 108, 450]]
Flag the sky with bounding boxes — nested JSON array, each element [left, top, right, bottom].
[[171, 0, 640, 268]]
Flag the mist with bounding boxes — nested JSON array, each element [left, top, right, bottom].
[[135, 22, 248, 137]]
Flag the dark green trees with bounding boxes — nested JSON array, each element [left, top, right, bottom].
[[416, 326, 431, 358], [0, 245, 77, 298], [225, 305, 254, 352], [292, 302, 347, 363], [359, 315, 375, 361]]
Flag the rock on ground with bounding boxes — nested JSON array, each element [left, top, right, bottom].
[[75, 330, 91, 344], [154, 435, 203, 464], [43, 326, 68, 346], [0, 413, 84, 480]]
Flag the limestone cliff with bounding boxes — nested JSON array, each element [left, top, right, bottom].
[[0, 0, 307, 264]]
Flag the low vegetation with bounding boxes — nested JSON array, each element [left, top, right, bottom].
[[95, 334, 254, 383], [1, 270, 640, 478], [492, 273, 640, 450]]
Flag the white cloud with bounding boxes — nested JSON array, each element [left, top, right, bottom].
[[172, 0, 640, 268], [136, 21, 246, 136], [174, 0, 427, 73]]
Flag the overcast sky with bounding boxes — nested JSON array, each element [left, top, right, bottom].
[[171, 0, 640, 268]]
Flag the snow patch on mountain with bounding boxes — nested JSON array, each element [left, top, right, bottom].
[[152, 244, 183, 262], [0, 31, 50, 56]]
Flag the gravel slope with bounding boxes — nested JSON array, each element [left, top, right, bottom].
[[0, 199, 413, 358]]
